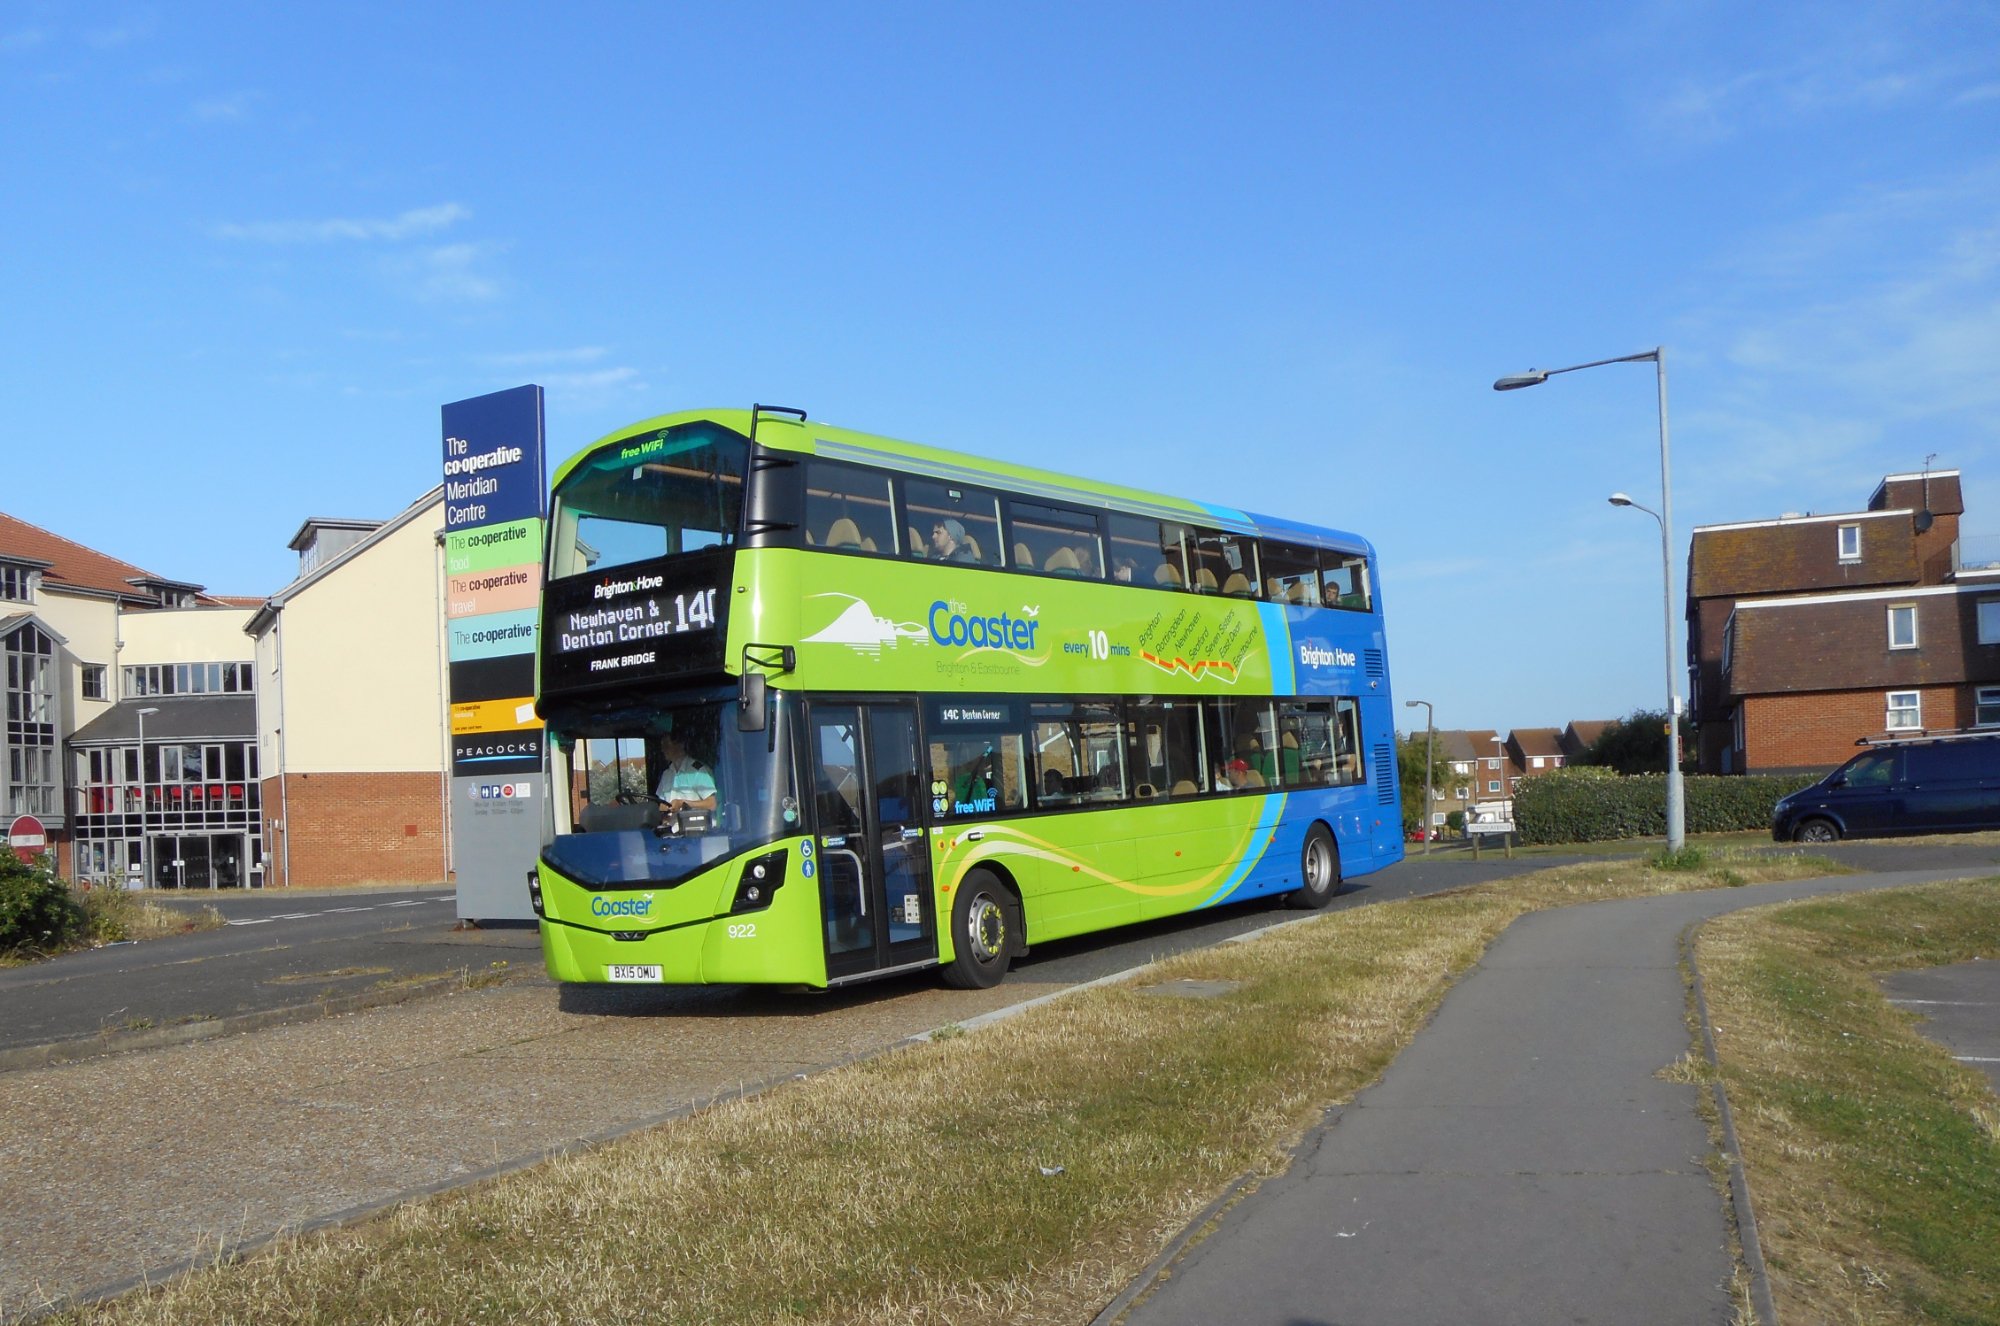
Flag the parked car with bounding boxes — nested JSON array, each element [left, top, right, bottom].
[[1771, 733, 2000, 843]]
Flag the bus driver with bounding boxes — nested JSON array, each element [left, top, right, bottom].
[[655, 729, 718, 815]]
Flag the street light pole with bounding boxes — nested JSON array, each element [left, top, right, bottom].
[[1495, 347, 1685, 852], [135, 705, 159, 889], [1405, 699, 1434, 855]]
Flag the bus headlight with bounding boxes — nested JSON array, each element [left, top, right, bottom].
[[731, 850, 787, 913]]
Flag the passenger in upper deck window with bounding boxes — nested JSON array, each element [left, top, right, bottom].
[[930, 519, 976, 563], [1113, 557, 1137, 583]]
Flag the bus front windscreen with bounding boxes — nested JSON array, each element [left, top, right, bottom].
[[543, 695, 798, 889], [548, 420, 748, 579]]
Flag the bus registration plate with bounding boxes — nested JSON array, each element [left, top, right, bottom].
[[607, 964, 663, 982]]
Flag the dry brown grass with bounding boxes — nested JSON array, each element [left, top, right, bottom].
[[1698, 879, 2000, 1326], [49, 849, 1841, 1326]]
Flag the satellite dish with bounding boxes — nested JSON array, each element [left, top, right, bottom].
[[1916, 510, 1935, 533]]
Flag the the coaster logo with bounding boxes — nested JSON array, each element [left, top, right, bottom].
[[590, 894, 654, 918], [1300, 644, 1357, 668], [928, 600, 1041, 651]]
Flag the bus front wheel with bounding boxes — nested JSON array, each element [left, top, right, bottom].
[[1289, 825, 1340, 910], [942, 870, 1013, 989]]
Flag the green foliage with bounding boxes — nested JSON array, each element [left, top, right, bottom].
[[1512, 766, 1823, 844], [1445, 810, 1465, 832], [1395, 731, 1454, 836], [0, 853, 86, 956], [1649, 846, 1708, 872], [1578, 708, 1696, 775]]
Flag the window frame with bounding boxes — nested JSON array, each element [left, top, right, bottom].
[[1887, 604, 1918, 651], [1976, 687, 2000, 728], [1838, 523, 1862, 562], [1886, 689, 1922, 731]]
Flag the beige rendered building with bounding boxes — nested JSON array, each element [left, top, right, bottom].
[[248, 491, 453, 888]]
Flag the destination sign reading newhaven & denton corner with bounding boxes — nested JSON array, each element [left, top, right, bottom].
[[540, 550, 731, 690]]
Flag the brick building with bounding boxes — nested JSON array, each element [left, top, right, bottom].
[[1686, 469, 2000, 774], [247, 493, 450, 888]]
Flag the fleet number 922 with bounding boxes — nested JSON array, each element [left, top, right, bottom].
[[726, 922, 756, 939]]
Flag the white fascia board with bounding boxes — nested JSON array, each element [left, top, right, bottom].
[[1738, 582, 2000, 610], [1691, 509, 1911, 534]]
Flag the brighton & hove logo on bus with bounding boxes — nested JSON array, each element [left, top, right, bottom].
[[1299, 643, 1357, 669], [928, 600, 1041, 652], [590, 893, 655, 918]]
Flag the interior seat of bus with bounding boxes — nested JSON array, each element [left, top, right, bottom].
[[826, 517, 863, 550], [1223, 571, 1251, 596], [1195, 567, 1218, 591], [1044, 547, 1081, 574], [1014, 542, 1034, 569], [1155, 563, 1183, 586]]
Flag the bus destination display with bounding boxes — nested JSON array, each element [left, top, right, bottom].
[[542, 551, 730, 689]]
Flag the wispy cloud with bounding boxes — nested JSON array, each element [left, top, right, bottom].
[[190, 91, 257, 122], [478, 347, 610, 369], [213, 203, 470, 244], [382, 242, 504, 303]]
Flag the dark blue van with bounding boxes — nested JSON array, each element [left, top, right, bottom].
[[1771, 733, 2000, 843]]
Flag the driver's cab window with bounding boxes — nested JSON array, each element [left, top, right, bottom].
[[1842, 749, 1902, 787]]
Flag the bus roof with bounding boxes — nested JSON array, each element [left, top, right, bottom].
[[551, 407, 1375, 555]]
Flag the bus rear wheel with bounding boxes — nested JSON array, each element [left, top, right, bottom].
[[942, 870, 1013, 989], [1288, 825, 1340, 909]]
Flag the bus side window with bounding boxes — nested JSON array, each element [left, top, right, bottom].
[[1323, 553, 1372, 611], [804, 458, 897, 555], [1261, 541, 1321, 606], [1009, 500, 1104, 580], [1332, 698, 1363, 784]]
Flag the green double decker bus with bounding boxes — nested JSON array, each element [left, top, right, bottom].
[[533, 406, 1403, 989]]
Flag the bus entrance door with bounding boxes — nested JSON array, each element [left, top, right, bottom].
[[809, 701, 937, 982]]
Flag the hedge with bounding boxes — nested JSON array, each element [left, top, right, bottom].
[[0, 852, 85, 956], [1511, 766, 1823, 845]]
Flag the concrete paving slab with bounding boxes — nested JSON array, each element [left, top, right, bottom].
[[1879, 956, 2000, 1094]]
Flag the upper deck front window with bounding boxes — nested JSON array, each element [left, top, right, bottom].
[[548, 421, 748, 579]]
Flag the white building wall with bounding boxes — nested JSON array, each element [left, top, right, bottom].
[[257, 502, 448, 775]]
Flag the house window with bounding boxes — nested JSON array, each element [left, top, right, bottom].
[[1886, 690, 1922, 731], [1486, 779, 1500, 793], [1485, 757, 1499, 770], [1452, 761, 1470, 774], [1453, 786, 1468, 799], [1977, 687, 2000, 727], [1888, 605, 1918, 650], [1979, 599, 2000, 645], [1968, 688, 2000, 732], [0, 565, 35, 602], [81, 665, 106, 701], [1838, 524, 1861, 562]]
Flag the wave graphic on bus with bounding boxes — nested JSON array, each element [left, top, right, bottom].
[[802, 594, 930, 655], [1139, 650, 1243, 684]]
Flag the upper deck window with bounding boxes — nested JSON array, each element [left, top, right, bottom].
[[1008, 500, 1103, 578], [805, 458, 898, 555], [1322, 551, 1373, 611], [548, 421, 747, 579], [1190, 530, 1260, 597], [901, 478, 1003, 567], [1106, 514, 1186, 587], [1259, 541, 1320, 605]]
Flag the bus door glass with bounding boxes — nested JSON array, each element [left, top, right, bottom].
[[808, 701, 936, 978]]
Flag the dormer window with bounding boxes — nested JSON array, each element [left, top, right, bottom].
[[1838, 523, 1861, 562], [0, 563, 36, 602]]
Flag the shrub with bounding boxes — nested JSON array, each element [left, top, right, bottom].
[[1513, 766, 1823, 845], [0, 852, 86, 956]]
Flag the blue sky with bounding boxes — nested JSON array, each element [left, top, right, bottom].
[[6, 2, 1999, 732]]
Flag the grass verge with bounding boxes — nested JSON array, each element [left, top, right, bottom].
[[1696, 879, 2000, 1326], [48, 850, 1841, 1326]]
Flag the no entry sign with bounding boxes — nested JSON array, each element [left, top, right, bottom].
[[8, 815, 48, 864]]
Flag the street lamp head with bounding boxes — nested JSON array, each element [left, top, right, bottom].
[[138, 706, 160, 717], [1493, 370, 1549, 391], [1608, 493, 1634, 507]]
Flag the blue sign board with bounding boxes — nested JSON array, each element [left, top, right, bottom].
[[441, 385, 547, 529]]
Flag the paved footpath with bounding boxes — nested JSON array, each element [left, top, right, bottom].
[[1114, 869, 1975, 1326]]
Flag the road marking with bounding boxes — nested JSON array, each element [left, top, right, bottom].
[[224, 918, 274, 926], [270, 912, 320, 920], [1958, 1056, 2000, 1064], [1889, 999, 1995, 1006], [324, 907, 372, 914], [382, 900, 424, 907]]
